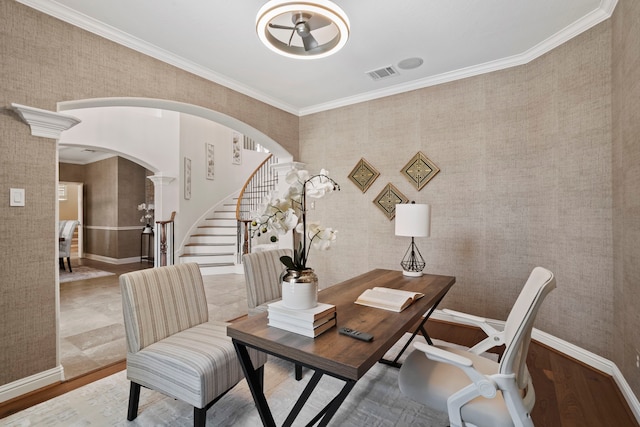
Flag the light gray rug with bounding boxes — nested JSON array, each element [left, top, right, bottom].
[[60, 266, 115, 283], [3, 335, 455, 426]]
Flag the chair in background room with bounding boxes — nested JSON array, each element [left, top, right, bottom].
[[398, 267, 556, 427], [120, 263, 267, 427], [58, 220, 78, 272]]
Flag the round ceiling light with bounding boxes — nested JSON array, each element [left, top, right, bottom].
[[256, 0, 350, 60]]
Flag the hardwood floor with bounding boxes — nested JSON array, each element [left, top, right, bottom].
[[427, 321, 639, 427], [1, 267, 637, 426]]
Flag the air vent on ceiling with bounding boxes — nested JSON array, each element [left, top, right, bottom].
[[366, 65, 399, 81]]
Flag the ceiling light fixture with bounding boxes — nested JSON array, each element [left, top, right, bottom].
[[256, 0, 350, 60]]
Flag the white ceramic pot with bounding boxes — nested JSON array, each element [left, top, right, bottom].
[[280, 268, 318, 310]]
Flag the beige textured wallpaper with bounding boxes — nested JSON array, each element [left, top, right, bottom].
[[1, 0, 639, 403], [612, 0, 640, 397], [0, 0, 297, 387], [301, 20, 614, 361]]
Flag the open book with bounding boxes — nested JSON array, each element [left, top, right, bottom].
[[355, 287, 424, 312]]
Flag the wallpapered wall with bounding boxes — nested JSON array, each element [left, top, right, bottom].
[[61, 157, 149, 260], [0, 0, 297, 388], [301, 0, 640, 397], [611, 0, 640, 397], [1, 0, 639, 402]]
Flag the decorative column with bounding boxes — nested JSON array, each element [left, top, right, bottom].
[[147, 174, 176, 267], [11, 103, 82, 385]]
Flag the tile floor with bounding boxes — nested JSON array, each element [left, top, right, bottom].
[[59, 258, 249, 379]]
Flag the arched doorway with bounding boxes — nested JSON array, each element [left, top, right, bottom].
[[55, 97, 294, 378]]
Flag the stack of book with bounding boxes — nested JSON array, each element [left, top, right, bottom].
[[267, 301, 337, 338]]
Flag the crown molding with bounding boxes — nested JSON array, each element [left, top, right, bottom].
[[15, 0, 299, 116], [299, 0, 618, 116], [17, 0, 617, 117], [11, 103, 81, 139]]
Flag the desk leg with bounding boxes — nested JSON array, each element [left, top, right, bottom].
[[379, 293, 446, 368], [285, 372, 355, 427], [308, 380, 356, 427], [233, 340, 276, 427], [283, 371, 323, 426]]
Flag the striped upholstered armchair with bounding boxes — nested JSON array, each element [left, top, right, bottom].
[[242, 249, 304, 380], [242, 248, 293, 315], [120, 263, 266, 426]]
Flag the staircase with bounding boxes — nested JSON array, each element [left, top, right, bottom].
[[179, 143, 279, 275], [179, 197, 239, 275]]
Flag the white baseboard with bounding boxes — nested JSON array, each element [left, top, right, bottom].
[[0, 365, 64, 403], [83, 253, 140, 264], [430, 310, 640, 423]]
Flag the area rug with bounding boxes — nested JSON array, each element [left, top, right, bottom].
[[59, 266, 115, 283], [2, 335, 454, 426]]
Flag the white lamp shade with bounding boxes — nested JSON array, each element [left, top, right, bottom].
[[395, 203, 431, 237]]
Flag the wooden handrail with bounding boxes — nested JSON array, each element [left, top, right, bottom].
[[235, 153, 274, 221], [235, 153, 278, 257]]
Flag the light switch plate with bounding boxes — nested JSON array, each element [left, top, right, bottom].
[[10, 188, 25, 206]]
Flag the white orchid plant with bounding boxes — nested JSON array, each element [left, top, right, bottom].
[[251, 168, 340, 271], [137, 202, 154, 225]]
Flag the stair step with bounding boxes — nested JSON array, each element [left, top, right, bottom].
[[185, 243, 235, 247], [191, 233, 236, 237], [197, 262, 235, 267], [198, 225, 236, 229], [189, 235, 236, 244], [181, 252, 234, 257]]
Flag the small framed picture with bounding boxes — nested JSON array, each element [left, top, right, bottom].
[[232, 133, 242, 165], [373, 183, 409, 220], [184, 157, 192, 200], [401, 151, 440, 191], [206, 142, 215, 180], [348, 158, 380, 193]]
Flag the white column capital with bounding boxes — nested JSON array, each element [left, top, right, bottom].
[[147, 174, 176, 186], [11, 103, 81, 139]]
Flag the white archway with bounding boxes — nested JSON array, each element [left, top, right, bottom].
[[57, 97, 293, 161], [57, 97, 294, 255]]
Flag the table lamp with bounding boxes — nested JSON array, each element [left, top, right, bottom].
[[395, 202, 431, 277]]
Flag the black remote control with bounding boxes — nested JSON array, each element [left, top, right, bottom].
[[338, 327, 373, 342]]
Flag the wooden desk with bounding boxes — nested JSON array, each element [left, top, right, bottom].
[[227, 269, 455, 426]]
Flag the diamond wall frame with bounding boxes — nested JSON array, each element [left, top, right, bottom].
[[373, 183, 409, 220], [401, 151, 440, 190], [348, 157, 380, 193]]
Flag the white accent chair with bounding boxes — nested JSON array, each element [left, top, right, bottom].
[[58, 220, 78, 272], [120, 263, 267, 427], [398, 267, 556, 427]]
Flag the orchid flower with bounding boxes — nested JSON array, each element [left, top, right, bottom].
[[251, 168, 340, 271]]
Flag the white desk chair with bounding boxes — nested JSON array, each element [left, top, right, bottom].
[[399, 267, 556, 427]]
